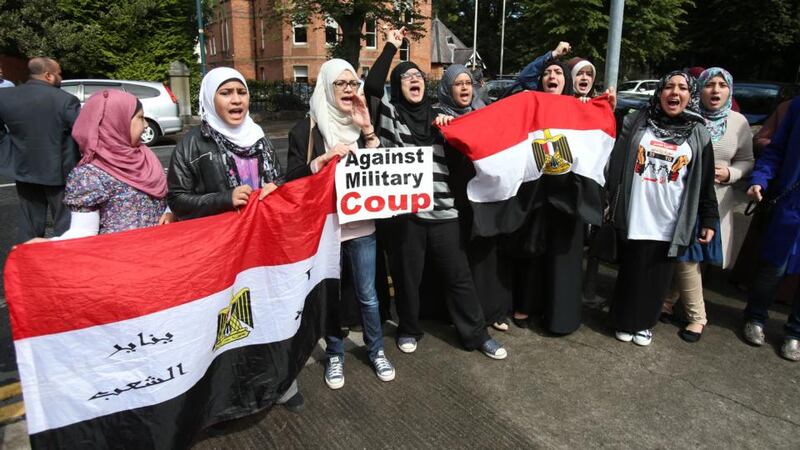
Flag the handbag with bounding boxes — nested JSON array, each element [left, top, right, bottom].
[[589, 188, 621, 264], [744, 178, 800, 218]]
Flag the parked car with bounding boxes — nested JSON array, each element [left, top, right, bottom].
[[733, 82, 800, 125], [615, 91, 650, 116], [61, 79, 182, 145], [617, 79, 658, 96], [486, 78, 518, 103]]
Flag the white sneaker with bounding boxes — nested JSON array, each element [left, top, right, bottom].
[[324, 356, 345, 389], [372, 350, 396, 381], [633, 329, 653, 346], [615, 331, 634, 342], [397, 337, 417, 353]]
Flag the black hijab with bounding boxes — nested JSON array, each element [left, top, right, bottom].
[[537, 61, 573, 96], [646, 70, 704, 143], [390, 61, 436, 146]]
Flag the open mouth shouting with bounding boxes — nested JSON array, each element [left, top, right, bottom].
[[577, 80, 590, 93], [544, 80, 561, 93]]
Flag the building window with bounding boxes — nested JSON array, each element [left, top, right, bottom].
[[325, 18, 339, 46], [260, 18, 266, 50], [399, 39, 409, 62], [209, 33, 217, 55], [293, 23, 308, 45], [293, 66, 309, 83], [403, 10, 413, 25], [365, 20, 376, 48], [260, 67, 266, 81], [223, 19, 231, 51], [361, 66, 370, 78]]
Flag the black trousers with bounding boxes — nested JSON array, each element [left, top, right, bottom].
[[512, 208, 585, 334], [15, 181, 70, 243], [387, 216, 489, 350], [611, 240, 676, 333], [469, 235, 512, 326]]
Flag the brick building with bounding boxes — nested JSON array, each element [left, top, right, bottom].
[[204, 0, 436, 82]]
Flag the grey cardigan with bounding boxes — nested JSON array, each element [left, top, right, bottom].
[[606, 110, 719, 257]]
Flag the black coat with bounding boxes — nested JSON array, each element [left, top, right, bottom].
[[167, 127, 238, 220], [0, 79, 80, 185], [286, 118, 327, 182]]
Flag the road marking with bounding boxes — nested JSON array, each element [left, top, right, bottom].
[[0, 402, 24, 423], [0, 183, 15, 188], [0, 382, 21, 401]]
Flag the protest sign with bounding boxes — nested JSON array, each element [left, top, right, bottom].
[[335, 146, 433, 224]]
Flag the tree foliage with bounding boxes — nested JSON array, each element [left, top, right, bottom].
[[0, 0, 199, 81], [275, 0, 429, 70]]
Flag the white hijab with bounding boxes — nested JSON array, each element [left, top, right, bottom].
[[199, 67, 265, 147], [310, 59, 362, 150]]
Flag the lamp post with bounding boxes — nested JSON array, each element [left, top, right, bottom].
[[471, 0, 478, 70], [499, 0, 507, 76], [196, 0, 207, 76], [604, 0, 624, 89]]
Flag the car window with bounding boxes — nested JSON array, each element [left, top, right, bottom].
[[643, 82, 657, 91], [618, 82, 638, 91], [83, 83, 124, 99], [734, 85, 780, 116], [61, 84, 81, 101], [123, 83, 160, 99]]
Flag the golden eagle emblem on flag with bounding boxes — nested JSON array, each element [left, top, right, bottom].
[[532, 129, 573, 175], [214, 288, 254, 350]]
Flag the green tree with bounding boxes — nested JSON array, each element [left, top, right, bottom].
[[274, 0, 428, 71], [668, 0, 800, 81], [0, 0, 199, 81]]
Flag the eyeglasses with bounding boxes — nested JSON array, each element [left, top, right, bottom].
[[453, 81, 472, 88], [400, 71, 426, 81], [332, 80, 360, 90]]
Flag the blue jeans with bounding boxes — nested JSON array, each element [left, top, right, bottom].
[[744, 260, 800, 339], [326, 233, 384, 360]]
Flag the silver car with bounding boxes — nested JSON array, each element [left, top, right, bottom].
[[61, 79, 183, 145]]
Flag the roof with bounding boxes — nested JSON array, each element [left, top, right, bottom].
[[430, 18, 483, 68]]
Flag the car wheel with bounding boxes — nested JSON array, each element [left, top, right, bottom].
[[141, 120, 161, 145]]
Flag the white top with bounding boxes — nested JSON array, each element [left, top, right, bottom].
[[627, 128, 693, 242]]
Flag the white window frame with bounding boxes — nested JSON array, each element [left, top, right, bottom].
[[325, 17, 339, 47], [365, 19, 377, 49], [293, 65, 309, 82], [293, 22, 308, 45], [399, 39, 409, 62], [260, 18, 266, 50]]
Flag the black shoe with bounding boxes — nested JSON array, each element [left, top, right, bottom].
[[679, 328, 702, 343], [512, 317, 529, 329], [282, 391, 305, 413]]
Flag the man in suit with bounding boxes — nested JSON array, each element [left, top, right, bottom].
[[0, 57, 80, 242]]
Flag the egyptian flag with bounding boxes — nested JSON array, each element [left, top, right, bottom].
[[3, 163, 340, 449], [440, 91, 616, 237]]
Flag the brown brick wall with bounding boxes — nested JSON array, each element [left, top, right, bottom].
[[208, 0, 434, 83]]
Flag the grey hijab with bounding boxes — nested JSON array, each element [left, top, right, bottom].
[[436, 64, 486, 117]]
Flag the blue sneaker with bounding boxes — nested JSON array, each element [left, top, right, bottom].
[[324, 355, 344, 389], [371, 350, 396, 381], [397, 336, 417, 353], [480, 338, 507, 360]]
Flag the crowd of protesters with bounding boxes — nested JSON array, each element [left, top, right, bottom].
[[1, 26, 799, 416]]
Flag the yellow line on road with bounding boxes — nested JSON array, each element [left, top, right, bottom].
[[0, 382, 21, 401], [0, 402, 24, 422]]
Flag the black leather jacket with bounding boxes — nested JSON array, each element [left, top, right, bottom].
[[167, 126, 236, 220]]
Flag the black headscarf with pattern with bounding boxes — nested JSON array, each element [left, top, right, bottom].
[[646, 70, 704, 143]]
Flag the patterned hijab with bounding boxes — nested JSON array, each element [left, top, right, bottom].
[[646, 70, 704, 143], [697, 67, 734, 143], [436, 64, 485, 117]]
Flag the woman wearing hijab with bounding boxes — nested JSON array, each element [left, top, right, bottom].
[[435, 64, 511, 332], [513, 41, 572, 92], [166, 68, 304, 411], [168, 67, 283, 220], [363, 28, 507, 360], [25, 90, 171, 243], [285, 59, 395, 390], [661, 67, 754, 342], [606, 70, 718, 346]]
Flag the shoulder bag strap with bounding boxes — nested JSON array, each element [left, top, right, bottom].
[[306, 116, 316, 164]]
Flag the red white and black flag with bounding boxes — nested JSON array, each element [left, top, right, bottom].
[[440, 91, 617, 236], [4, 163, 340, 449]]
